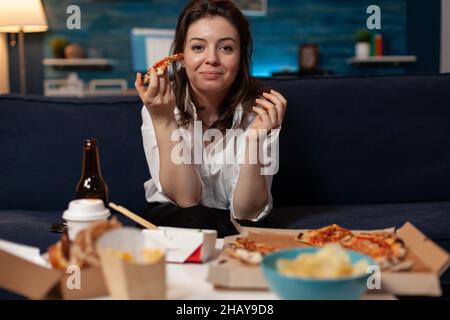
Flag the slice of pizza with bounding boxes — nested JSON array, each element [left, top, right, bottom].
[[143, 53, 184, 85], [340, 232, 408, 269], [296, 224, 353, 246], [224, 237, 278, 265], [297, 225, 410, 270]]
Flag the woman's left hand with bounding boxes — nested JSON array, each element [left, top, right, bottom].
[[249, 89, 287, 134]]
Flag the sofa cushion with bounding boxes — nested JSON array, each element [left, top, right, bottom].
[[2, 74, 450, 210], [0, 94, 148, 212], [0, 210, 61, 251], [263, 74, 450, 205]]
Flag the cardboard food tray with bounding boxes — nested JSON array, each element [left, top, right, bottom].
[[97, 227, 166, 300], [0, 248, 107, 300], [0, 226, 217, 300], [207, 222, 450, 296]]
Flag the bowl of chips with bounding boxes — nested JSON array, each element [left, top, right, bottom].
[[261, 244, 377, 300]]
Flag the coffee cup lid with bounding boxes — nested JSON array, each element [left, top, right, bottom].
[[63, 199, 111, 221]]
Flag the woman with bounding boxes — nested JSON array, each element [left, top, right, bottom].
[[135, 0, 287, 237]]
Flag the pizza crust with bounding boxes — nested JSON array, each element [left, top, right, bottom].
[[224, 245, 263, 265], [224, 237, 278, 265]]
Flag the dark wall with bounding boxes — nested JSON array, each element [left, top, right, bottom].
[[406, 0, 441, 73], [7, 33, 45, 95]]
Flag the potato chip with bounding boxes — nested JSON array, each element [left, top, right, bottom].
[[276, 244, 369, 279]]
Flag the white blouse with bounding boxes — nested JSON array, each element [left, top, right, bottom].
[[141, 90, 280, 222]]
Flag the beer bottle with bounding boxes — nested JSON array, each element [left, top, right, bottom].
[[75, 138, 109, 205]]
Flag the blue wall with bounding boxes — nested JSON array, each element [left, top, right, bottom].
[[250, 0, 407, 76], [39, 0, 407, 87]]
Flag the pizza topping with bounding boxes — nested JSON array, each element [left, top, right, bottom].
[[297, 224, 353, 246]]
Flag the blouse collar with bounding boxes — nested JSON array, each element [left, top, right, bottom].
[[184, 86, 243, 127]]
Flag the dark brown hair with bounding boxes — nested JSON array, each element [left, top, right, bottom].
[[171, 0, 264, 130]]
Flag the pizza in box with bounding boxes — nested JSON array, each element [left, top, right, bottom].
[[224, 224, 413, 271]]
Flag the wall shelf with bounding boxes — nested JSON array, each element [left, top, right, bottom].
[[347, 55, 417, 67], [42, 58, 115, 70]]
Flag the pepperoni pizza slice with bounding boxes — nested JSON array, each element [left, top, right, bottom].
[[340, 232, 407, 269]]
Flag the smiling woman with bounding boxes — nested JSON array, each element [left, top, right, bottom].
[[134, 0, 287, 237], [172, 0, 258, 131], [179, 15, 241, 125]]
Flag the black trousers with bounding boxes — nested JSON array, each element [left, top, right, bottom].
[[140, 202, 267, 238]]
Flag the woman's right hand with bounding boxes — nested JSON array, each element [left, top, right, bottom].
[[135, 69, 176, 123]]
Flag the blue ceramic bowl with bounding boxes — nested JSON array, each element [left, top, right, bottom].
[[261, 247, 377, 300]]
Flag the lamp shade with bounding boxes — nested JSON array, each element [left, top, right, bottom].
[[0, 0, 48, 33]]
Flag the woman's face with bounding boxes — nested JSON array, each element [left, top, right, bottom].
[[183, 16, 241, 96]]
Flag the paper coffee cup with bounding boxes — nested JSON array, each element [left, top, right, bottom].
[[63, 199, 110, 240]]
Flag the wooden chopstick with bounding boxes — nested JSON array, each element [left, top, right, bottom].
[[109, 202, 158, 230]]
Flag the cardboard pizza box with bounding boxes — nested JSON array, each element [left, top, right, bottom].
[[0, 241, 108, 300], [207, 222, 450, 297]]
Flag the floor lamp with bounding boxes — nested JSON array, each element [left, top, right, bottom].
[[0, 0, 48, 95]]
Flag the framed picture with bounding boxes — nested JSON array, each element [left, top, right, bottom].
[[299, 44, 319, 71], [234, 0, 267, 16]]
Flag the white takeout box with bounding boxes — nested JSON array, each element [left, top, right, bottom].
[[142, 227, 217, 263]]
